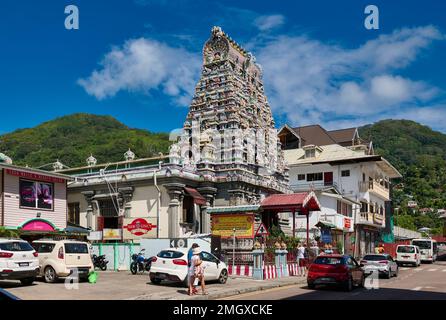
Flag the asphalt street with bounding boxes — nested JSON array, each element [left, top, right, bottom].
[[221, 260, 446, 300]]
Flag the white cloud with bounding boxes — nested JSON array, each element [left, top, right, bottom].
[[78, 38, 200, 106], [256, 25, 445, 130], [253, 14, 285, 31]]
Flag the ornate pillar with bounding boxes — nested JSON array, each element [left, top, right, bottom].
[[118, 187, 134, 217], [81, 191, 95, 229], [164, 183, 185, 238], [197, 186, 217, 234]]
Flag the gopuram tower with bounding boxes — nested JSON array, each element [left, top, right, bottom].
[[169, 26, 290, 206]]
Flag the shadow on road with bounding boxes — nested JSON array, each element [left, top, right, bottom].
[[283, 286, 446, 300]]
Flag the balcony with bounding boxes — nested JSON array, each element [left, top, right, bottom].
[[290, 181, 339, 192], [357, 212, 384, 227], [358, 180, 390, 200]]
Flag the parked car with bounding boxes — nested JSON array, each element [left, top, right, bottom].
[[149, 248, 228, 287], [307, 254, 365, 291], [396, 245, 421, 267], [32, 239, 94, 283], [360, 253, 398, 278], [0, 238, 39, 286]]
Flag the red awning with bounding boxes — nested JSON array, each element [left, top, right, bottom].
[[184, 187, 206, 205], [260, 191, 321, 212]]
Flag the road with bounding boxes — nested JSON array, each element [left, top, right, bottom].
[[221, 260, 446, 300]]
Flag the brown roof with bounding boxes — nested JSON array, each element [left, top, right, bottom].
[[291, 125, 337, 147], [327, 128, 357, 144], [261, 192, 321, 212]]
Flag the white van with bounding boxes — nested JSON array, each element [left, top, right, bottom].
[[411, 239, 438, 263], [32, 239, 94, 283], [396, 245, 421, 267]]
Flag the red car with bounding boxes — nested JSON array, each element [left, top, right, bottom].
[[307, 254, 365, 291]]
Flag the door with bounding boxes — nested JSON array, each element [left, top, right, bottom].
[[64, 243, 91, 267], [348, 257, 362, 284], [324, 172, 333, 186], [200, 251, 219, 280]]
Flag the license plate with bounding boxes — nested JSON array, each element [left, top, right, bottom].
[[319, 277, 332, 281], [19, 262, 29, 267]]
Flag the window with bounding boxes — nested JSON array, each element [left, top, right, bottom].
[[306, 173, 323, 181], [361, 202, 368, 213], [19, 179, 54, 210], [68, 203, 80, 225], [341, 170, 350, 177], [33, 243, 55, 253], [305, 148, 316, 158], [64, 243, 89, 254], [297, 174, 305, 181], [0, 241, 33, 252], [157, 250, 185, 259]]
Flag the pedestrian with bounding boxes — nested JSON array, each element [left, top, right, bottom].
[[297, 242, 306, 276], [187, 243, 199, 295], [190, 247, 208, 295]]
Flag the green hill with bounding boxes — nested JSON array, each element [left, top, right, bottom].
[[360, 119, 446, 234], [0, 113, 171, 168]]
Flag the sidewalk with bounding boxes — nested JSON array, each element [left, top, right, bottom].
[[129, 276, 307, 300]]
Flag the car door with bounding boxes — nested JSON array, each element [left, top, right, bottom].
[[349, 257, 362, 284], [33, 242, 55, 275], [200, 251, 219, 280]]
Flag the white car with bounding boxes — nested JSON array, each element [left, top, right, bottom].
[[396, 245, 421, 267], [0, 238, 40, 286], [360, 253, 399, 279], [32, 239, 94, 283], [149, 248, 228, 287]]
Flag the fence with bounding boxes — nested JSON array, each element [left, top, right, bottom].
[[91, 243, 141, 271]]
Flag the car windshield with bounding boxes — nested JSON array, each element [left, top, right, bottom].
[[412, 241, 432, 249], [314, 257, 343, 265], [397, 246, 415, 253], [157, 250, 184, 259], [64, 243, 89, 254], [363, 255, 387, 261], [0, 241, 33, 252]]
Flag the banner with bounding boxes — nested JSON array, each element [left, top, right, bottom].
[[211, 214, 254, 239], [123, 218, 157, 240], [102, 229, 122, 240]]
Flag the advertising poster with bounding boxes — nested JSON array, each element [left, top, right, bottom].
[[211, 214, 254, 239]]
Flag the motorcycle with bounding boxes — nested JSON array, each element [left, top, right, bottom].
[[130, 249, 153, 274], [92, 254, 109, 271]]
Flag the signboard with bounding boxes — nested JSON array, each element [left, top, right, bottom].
[[321, 228, 332, 244], [5, 169, 66, 184], [344, 217, 351, 229], [170, 238, 188, 248], [211, 214, 254, 239], [87, 231, 103, 241], [255, 223, 269, 237], [102, 228, 122, 240], [123, 218, 157, 240]]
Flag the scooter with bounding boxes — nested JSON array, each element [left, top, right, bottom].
[[92, 254, 109, 271], [130, 249, 152, 274]]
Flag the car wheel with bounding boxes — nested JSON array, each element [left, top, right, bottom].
[[44, 266, 58, 283], [218, 269, 228, 284], [385, 271, 391, 279], [343, 277, 353, 292], [20, 277, 35, 286], [307, 282, 315, 289]]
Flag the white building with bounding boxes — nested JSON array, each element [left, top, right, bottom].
[[279, 125, 401, 257]]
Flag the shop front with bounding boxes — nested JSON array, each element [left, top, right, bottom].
[[0, 163, 72, 240]]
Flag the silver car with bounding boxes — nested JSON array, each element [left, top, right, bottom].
[[360, 254, 399, 279]]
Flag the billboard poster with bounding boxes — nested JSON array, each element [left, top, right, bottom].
[[102, 229, 122, 240], [211, 214, 254, 239], [123, 218, 157, 240]]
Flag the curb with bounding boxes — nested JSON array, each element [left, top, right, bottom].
[[129, 277, 307, 300]]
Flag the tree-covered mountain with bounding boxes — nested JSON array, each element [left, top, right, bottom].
[[0, 113, 171, 168], [359, 119, 446, 235]]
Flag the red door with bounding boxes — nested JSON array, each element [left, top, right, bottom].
[[324, 172, 333, 186]]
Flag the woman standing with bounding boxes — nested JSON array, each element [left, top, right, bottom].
[[188, 247, 208, 295]]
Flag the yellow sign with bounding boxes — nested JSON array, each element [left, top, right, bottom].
[[211, 214, 254, 239], [102, 228, 122, 240]]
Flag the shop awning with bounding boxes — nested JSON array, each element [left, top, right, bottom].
[[64, 222, 90, 234], [260, 191, 321, 212], [206, 205, 261, 214], [184, 187, 206, 205], [315, 220, 336, 229]]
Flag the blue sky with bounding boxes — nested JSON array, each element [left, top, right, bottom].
[[0, 0, 445, 135]]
